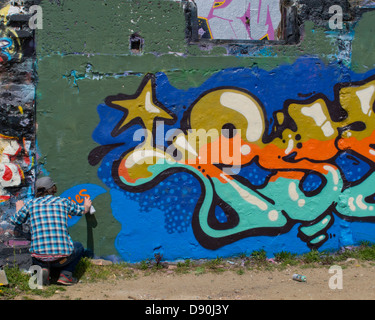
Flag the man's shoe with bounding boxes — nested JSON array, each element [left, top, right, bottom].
[[57, 271, 77, 286]]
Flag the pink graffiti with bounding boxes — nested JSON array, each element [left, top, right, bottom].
[[196, 0, 281, 40]]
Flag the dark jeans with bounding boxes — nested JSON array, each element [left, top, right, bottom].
[[31, 241, 84, 274]]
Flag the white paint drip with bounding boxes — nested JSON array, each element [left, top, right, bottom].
[[285, 138, 294, 155], [348, 197, 356, 211], [356, 85, 375, 116], [288, 182, 299, 201], [145, 91, 161, 113], [301, 102, 334, 137], [288, 181, 305, 207], [240, 144, 251, 155], [125, 149, 168, 168], [323, 165, 339, 187], [174, 135, 198, 156], [220, 92, 264, 142], [220, 173, 268, 211], [321, 122, 335, 137], [301, 103, 326, 126], [298, 199, 305, 207], [268, 210, 279, 221], [356, 195, 368, 210]]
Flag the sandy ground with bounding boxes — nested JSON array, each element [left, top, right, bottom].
[[21, 262, 375, 301]]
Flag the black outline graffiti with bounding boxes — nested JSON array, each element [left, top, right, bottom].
[[104, 73, 177, 138], [91, 72, 375, 251]]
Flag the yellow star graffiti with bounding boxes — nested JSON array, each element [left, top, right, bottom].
[[105, 74, 176, 137]]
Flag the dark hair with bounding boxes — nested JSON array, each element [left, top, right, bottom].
[[36, 185, 57, 198]]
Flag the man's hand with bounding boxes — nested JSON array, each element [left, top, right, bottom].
[[16, 200, 25, 212], [83, 197, 92, 214]]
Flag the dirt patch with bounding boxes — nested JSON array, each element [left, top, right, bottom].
[[19, 262, 375, 300]]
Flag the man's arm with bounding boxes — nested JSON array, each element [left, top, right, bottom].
[[10, 200, 28, 225], [16, 200, 24, 213], [66, 197, 92, 216]]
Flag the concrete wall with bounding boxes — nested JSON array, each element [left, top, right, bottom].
[[2, 0, 375, 263], [0, 0, 36, 267], [0, 0, 36, 239]]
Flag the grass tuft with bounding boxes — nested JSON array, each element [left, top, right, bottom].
[[0, 266, 63, 300]]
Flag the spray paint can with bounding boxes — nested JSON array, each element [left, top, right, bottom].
[[293, 274, 306, 282]]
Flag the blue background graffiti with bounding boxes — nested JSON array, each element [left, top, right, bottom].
[[61, 184, 106, 228], [92, 56, 375, 262]]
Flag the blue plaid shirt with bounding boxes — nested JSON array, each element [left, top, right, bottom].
[[10, 195, 85, 256]]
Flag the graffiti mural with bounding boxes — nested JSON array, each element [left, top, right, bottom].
[[90, 57, 375, 261], [194, 0, 282, 40], [0, 4, 23, 64], [357, 0, 375, 8], [0, 1, 36, 243], [0, 134, 25, 201]]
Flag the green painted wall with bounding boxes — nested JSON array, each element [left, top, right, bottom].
[[35, 0, 375, 261]]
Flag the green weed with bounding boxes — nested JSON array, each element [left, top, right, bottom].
[[0, 266, 62, 300], [203, 256, 224, 270], [176, 259, 192, 274], [194, 266, 205, 275], [274, 251, 298, 266], [250, 249, 267, 261]]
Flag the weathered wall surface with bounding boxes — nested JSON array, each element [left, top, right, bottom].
[[3, 0, 375, 263], [0, 0, 36, 239], [0, 0, 36, 267]]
